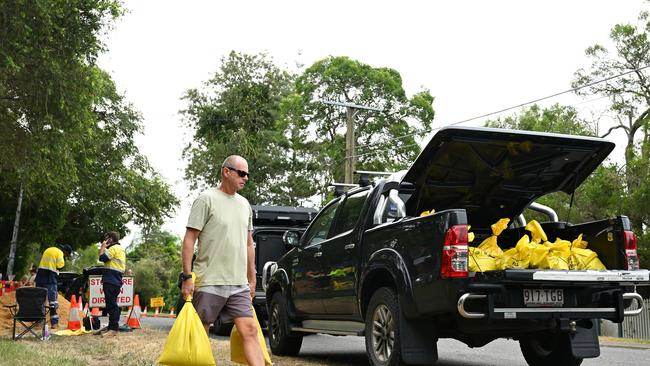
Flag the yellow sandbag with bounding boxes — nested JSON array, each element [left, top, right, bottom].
[[491, 218, 510, 236], [528, 242, 550, 269], [477, 218, 509, 258], [158, 297, 216, 366], [525, 220, 547, 244], [468, 225, 475, 243], [230, 307, 273, 365], [469, 247, 497, 272], [478, 236, 502, 258], [571, 234, 588, 249], [569, 247, 606, 270], [497, 235, 531, 269], [53, 328, 90, 336], [542, 239, 571, 270], [546, 253, 570, 270]]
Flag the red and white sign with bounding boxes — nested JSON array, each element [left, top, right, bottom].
[[88, 275, 134, 308]]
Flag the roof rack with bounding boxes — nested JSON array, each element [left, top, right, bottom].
[[354, 170, 394, 187], [330, 183, 359, 197]]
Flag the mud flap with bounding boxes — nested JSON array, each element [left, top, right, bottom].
[[569, 319, 600, 359], [399, 312, 438, 365]]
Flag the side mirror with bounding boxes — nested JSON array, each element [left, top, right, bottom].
[[282, 230, 301, 247]]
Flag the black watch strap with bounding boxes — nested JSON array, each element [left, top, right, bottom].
[[181, 272, 193, 281]]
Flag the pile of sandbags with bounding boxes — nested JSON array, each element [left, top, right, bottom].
[[469, 219, 606, 272]]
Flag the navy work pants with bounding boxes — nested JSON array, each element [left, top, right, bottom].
[[35, 282, 59, 326], [103, 282, 122, 331]]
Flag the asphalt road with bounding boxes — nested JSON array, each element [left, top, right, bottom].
[[139, 316, 650, 365]]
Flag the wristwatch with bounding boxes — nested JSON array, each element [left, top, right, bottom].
[[180, 272, 193, 281]]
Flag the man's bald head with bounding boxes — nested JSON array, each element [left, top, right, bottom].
[[222, 155, 245, 170], [220, 155, 249, 193]]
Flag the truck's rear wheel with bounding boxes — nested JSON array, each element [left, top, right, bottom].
[[520, 332, 582, 366], [365, 287, 404, 366], [268, 292, 302, 356]]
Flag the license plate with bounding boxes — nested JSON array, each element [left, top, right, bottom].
[[523, 289, 563, 307]]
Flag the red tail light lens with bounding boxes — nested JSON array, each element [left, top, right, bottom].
[[623, 231, 640, 271], [441, 225, 469, 278]]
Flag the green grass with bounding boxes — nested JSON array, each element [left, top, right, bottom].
[[0, 339, 82, 366]]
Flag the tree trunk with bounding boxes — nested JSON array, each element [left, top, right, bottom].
[[6, 182, 24, 279]]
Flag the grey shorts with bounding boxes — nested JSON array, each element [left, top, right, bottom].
[[193, 290, 253, 325]]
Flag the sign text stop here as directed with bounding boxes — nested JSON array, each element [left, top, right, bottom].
[[89, 275, 134, 308]]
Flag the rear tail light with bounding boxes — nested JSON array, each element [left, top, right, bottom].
[[441, 225, 469, 278], [623, 230, 640, 271]]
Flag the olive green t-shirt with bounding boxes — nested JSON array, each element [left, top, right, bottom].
[[187, 187, 253, 287]]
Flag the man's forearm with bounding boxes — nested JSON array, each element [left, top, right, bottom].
[[182, 230, 196, 274], [247, 241, 256, 283]]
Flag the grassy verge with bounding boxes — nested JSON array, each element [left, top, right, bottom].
[[0, 328, 358, 366], [600, 336, 650, 345]]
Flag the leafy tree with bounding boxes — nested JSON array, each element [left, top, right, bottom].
[[127, 229, 181, 309], [181, 51, 294, 204], [0, 1, 178, 276], [572, 9, 650, 263], [485, 104, 596, 136], [268, 93, 321, 206], [67, 244, 101, 273], [294, 56, 435, 197]]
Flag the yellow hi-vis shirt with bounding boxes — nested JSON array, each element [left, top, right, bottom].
[[104, 244, 126, 273], [38, 247, 65, 274]]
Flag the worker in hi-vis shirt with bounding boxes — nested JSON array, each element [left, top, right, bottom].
[[99, 231, 126, 337], [34, 244, 73, 329]]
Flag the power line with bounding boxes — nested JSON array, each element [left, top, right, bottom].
[[354, 65, 650, 152], [323, 67, 649, 170]]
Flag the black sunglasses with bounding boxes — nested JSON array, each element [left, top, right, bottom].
[[224, 166, 250, 178]]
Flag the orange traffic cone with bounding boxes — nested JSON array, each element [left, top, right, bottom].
[[141, 306, 147, 317], [127, 295, 142, 329], [91, 307, 101, 317], [168, 307, 175, 318], [78, 297, 85, 318], [154, 307, 159, 317], [67, 295, 81, 331]]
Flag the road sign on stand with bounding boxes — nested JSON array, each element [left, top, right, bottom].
[[88, 275, 134, 308]]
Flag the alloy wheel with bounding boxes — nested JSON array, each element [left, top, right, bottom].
[[371, 304, 395, 362], [271, 303, 281, 343]]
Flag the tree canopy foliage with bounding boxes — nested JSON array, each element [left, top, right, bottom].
[[182, 54, 435, 204], [571, 9, 650, 263], [127, 229, 181, 309], [181, 51, 294, 204], [0, 0, 178, 277], [294, 56, 434, 196]]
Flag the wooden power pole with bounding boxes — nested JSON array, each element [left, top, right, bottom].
[[321, 100, 382, 185]]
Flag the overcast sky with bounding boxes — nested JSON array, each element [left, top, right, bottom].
[[97, 0, 646, 245]]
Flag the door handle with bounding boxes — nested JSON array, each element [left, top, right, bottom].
[[344, 243, 355, 250], [313, 252, 323, 258]]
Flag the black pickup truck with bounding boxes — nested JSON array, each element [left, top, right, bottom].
[[263, 127, 649, 366]]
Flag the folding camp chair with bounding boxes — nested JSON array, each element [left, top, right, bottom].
[[4, 287, 54, 340]]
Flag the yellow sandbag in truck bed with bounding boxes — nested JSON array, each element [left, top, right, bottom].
[[477, 218, 510, 258], [497, 235, 531, 269], [469, 247, 497, 272]]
